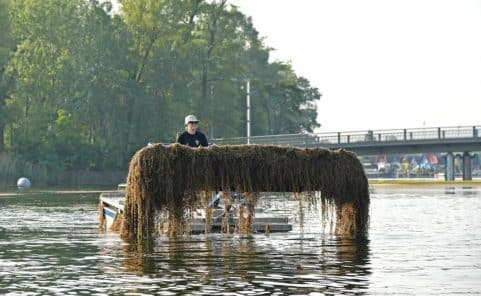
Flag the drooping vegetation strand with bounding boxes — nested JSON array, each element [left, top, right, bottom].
[[120, 144, 370, 239], [0, 0, 321, 183]]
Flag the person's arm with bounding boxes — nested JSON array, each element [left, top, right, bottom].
[[177, 133, 185, 145], [200, 133, 209, 147]]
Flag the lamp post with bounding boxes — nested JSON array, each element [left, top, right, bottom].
[[210, 83, 214, 140], [209, 77, 251, 143], [246, 79, 251, 144]]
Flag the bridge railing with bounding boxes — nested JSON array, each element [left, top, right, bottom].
[[211, 125, 480, 147]]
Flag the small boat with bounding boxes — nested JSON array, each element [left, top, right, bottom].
[[99, 184, 127, 232], [99, 184, 293, 234]]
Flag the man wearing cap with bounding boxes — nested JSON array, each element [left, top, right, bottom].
[[176, 114, 209, 147]]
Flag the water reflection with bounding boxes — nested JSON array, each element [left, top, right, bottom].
[[445, 186, 456, 194], [107, 191, 373, 294], [119, 234, 370, 294], [4, 187, 479, 294], [460, 186, 478, 196], [123, 239, 156, 274], [336, 237, 371, 280]]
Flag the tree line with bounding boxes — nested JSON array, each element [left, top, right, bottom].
[[0, 0, 321, 173]]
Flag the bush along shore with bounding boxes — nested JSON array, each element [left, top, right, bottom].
[[0, 152, 126, 189]]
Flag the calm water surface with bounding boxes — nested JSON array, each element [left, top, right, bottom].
[[0, 186, 480, 295]]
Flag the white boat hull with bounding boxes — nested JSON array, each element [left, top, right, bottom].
[[100, 192, 124, 231], [99, 191, 292, 234]]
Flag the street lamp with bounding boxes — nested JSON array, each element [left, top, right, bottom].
[[246, 79, 251, 144], [210, 78, 252, 144]]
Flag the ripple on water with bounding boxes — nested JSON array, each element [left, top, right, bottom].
[[1, 188, 481, 294]]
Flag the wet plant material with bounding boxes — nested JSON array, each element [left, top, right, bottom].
[[237, 193, 258, 234], [98, 201, 106, 232], [110, 212, 123, 232], [120, 144, 370, 240], [221, 191, 233, 234]]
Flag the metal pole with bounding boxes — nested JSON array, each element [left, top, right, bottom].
[[210, 83, 214, 140], [246, 79, 251, 144]]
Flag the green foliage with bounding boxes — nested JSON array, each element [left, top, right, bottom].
[[0, 0, 322, 174], [0, 0, 16, 152]]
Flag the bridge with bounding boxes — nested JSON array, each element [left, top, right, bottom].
[[211, 125, 481, 181]]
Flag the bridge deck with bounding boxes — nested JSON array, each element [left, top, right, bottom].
[[212, 125, 481, 155]]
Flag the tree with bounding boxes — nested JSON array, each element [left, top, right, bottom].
[[0, 0, 16, 151], [2, 0, 322, 176], [5, 0, 131, 169]]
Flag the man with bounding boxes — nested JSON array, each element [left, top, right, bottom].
[[176, 114, 209, 147]]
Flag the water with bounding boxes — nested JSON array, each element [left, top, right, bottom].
[[1, 186, 480, 295]]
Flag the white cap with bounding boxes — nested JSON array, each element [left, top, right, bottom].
[[184, 114, 199, 125]]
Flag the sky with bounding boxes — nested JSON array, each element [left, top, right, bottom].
[[230, 0, 481, 133]]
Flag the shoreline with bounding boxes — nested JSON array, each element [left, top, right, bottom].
[[369, 178, 481, 186], [2, 178, 481, 195], [0, 187, 118, 197]]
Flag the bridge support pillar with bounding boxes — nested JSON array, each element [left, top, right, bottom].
[[462, 152, 473, 181], [446, 152, 455, 181]]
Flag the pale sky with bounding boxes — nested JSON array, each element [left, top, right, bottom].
[[230, 0, 481, 132]]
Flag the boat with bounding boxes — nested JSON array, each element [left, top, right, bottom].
[[99, 184, 293, 234], [98, 184, 126, 232]]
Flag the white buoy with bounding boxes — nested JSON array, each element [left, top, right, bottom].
[[17, 177, 31, 189]]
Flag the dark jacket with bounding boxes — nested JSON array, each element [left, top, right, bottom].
[[177, 131, 208, 147]]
